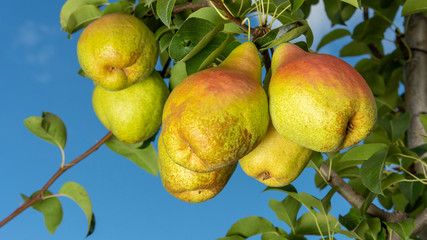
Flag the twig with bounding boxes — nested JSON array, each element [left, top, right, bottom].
[[210, 0, 250, 32], [0, 132, 113, 228], [318, 162, 407, 223], [172, 1, 209, 14]]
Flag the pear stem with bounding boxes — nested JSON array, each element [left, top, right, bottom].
[[0, 132, 113, 229]]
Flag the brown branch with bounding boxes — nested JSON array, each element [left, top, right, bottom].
[[210, 0, 250, 32], [172, 1, 209, 14], [0, 132, 113, 228], [318, 162, 407, 223]]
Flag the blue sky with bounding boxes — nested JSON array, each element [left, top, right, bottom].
[[0, 1, 403, 240]]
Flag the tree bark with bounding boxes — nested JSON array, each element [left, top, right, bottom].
[[403, 12, 427, 240]]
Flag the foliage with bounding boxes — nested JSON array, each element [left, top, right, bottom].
[[1, 0, 426, 239]]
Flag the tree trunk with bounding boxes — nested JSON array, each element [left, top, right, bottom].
[[404, 12, 427, 240]]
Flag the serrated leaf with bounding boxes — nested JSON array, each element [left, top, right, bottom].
[[317, 28, 351, 51], [169, 61, 187, 90], [254, 21, 308, 50], [269, 197, 301, 233], [169, 18, 224, 61], [157, 0, 176, 27], [21, 191, 63, 234], [226, 216, 276, 238], [185, 33, 234, 75], [59, 182, 93, 234], [402, 0, 427, 16], [60, 0, 107, 30], [24, 112, 67, 149], [64, 4, 102, 34], [102, 1, 133, 15], [105, 135, 158, 176], [360, 148, 388, 195], [385, 219, 414, 240]]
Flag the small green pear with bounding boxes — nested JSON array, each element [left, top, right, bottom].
[[158, 134, 237, 203], [92, 71, 169, 144], [77, 13, 159, 91], [161, 41, 269, 172], [239, 122, 312, 187], [269, 43, 377, 152]]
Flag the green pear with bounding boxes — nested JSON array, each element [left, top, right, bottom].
[[239, 121, 312, 187], [161, 41, 269, 173], [92, 71, 169, 144], [269, 43, 377, 152], [77, 13, 159, 91], [158, 134, 237, 203]]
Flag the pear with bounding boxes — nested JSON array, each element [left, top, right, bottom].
[[269, 43, 377, 152], [239, 122, 312, 187], [161, 42, 269, 172], [77, 13, 158, 91], [158, 134, 237, 203], [92, 71, 169, 144]]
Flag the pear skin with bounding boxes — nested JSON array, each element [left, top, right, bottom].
[[269, 43, 377, 152], [77, 13, 159, 91], [92, 71, 169, 143], [161, 42, 269, 172], [158, 134, 237, 203], [239, 122, 312, 187]]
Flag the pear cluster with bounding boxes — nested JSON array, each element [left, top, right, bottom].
[[77, 13, 169, 144], [77, 13, 376, 204], [159, 42, 376, 203]]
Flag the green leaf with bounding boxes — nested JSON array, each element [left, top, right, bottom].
[[264, 184, 298, 194], [217, 236, 246, 240], [339, 207, 362, 231], [63, 4, 103, 34], [321, 187, 338, 213], [353, 218, 382, 240], [420, 114, 427, 132], [385, 219, 415, 240], [360, 192, 377, 216], [59, 182, 93, 235], [379, 112, 411, 142], [398, 181, 423, 207], [352, 15, 390, 45], [78, 69, 91, 79], [360, 148, 388, 195], [254, 21, 308, 50], [223, 0, 253, 17], [340, 40, 370, 57], [290, 0, 305, 12], [381, 173, 405, 190], [169, 18, 224, 61], [269, 197, 301, 233], [295, 212, 354, 237], [134, 3, 151, 18], [340, 0, 360, 9], [169, 61, 187, 90], [24, 112, 67, 149], [226, 216, 276, 238], [105, 135, 158, 176], [185, 33, 234, 75], [102, 1, 133, 15], [402, 0, 427, 16], [159, 32, 174, 52], [324, 0, 356, 26], [21, 191, 63, 234], [317, 29, 351, 51], [60, 0, 107, 31], [342, 143, 388, 161], [156, 0, 176, 27]]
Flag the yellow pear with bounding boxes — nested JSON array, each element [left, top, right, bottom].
[[158, 135, 237, 203], [239, 122, 312, 187], [161, 42, 269, 172], [92, 71, 169, 143], [77, 13, 158, 91], [269, 43, 377, 152]]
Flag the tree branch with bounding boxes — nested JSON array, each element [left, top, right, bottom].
[[318, 162, 407, 223], [0, 132, 113, 228], [172, 1, 209, 14]]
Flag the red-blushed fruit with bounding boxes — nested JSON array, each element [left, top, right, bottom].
[[161, 42, 269, 172], [269, 43, 377, 152], [158, 133, 237, 203]]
